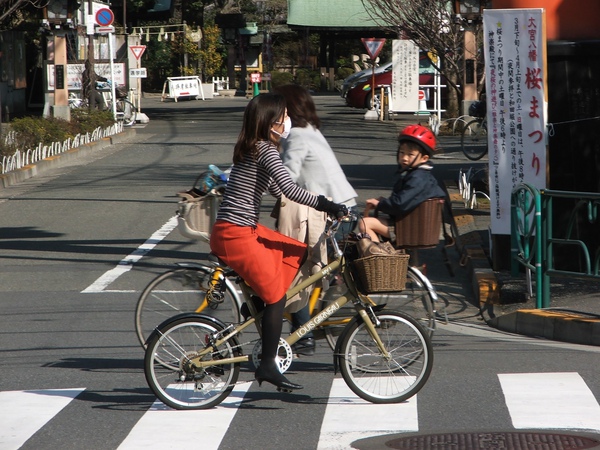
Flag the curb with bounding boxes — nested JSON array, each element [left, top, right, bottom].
[[0, 128, 136, 190], [447, 182, 600, 346], [490, 309, 600, 346]]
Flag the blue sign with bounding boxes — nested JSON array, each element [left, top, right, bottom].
[[95, 8, 114, 26]]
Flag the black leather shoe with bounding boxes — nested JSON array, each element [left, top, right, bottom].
[[255, 361, 303, 390], [292, 337, 316, 356]]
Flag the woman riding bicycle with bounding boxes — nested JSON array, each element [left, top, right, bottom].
[[209, 93, 347, 392]]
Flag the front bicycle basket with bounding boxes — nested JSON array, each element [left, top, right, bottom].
[[350, 253, 410, 294]]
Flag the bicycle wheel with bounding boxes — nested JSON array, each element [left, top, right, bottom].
[[337, 310, 433, 404], [365, 268, 436, 336], [116, 99, 137, 126], [461, 118, 488, 160], [135, 267, 241, 348], [144, 315, 241, 410]]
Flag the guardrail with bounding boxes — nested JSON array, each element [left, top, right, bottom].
[[511, 183, 600, 308]]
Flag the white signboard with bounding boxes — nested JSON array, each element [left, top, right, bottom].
[[129, 68, 147, 78], [164, 76, 203, 101], [391, 40, 419, 112], [483, 8, 548, 234], [46, 62, 126, 90]]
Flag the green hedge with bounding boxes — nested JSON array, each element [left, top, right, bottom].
[[0, 110, 115, 158]]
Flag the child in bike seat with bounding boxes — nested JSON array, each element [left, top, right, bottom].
[[358, 124, 446, 243], [209, 93, 347, 392]]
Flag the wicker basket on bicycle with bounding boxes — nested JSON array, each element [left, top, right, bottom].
[[347, 238, 410, 293], [176, 169, 225, 242]]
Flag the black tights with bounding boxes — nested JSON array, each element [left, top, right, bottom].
[[260, 295, 286, 362]]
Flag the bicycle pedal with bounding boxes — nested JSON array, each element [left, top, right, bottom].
[[277, 387, 293, 394]]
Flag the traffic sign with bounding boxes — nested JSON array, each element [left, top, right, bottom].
[[130, 68, 147, 78], [95, 8, 114, 26], [129, 45, 146, 60], [96, 26, 114, 34], [361, 38, 386, 60], [418, 90, 425, 101]]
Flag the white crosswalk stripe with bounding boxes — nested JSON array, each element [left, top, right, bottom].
[[0, 388, 84, 450], [118, 382, 253, 449], [3, 372, 600, 449], [498, 372, 600, 431], [317, 378, 418, 450]]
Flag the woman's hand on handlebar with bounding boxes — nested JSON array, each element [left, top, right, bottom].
[[316, 195, 348, 219]]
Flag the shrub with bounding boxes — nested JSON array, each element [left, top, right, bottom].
[[271, 71, 294, 88], [0, 109, 116, 158], [295, 69, 320, 91], [337, 67, 354, 81]]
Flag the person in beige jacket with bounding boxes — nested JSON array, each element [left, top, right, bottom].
[[274, 84, 358, 356]]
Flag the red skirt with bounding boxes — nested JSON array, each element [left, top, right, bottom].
[[210, 220, 307, 304]]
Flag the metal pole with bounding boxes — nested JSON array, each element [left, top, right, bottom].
[[108, 34, 117, 121], [88, 0, 96, 108]]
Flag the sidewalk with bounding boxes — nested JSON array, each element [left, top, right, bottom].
[[434, 131, 600, 347]]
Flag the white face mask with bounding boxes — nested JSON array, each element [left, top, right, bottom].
[[273, 117, 292, 139]]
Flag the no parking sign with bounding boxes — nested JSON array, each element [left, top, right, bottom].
[[95, 8, 114, 26]]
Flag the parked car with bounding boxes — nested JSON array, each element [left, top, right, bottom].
[[339, 61, 393, 98], [345, 55, 445, 112]]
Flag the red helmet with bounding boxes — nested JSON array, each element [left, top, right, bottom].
[[398, 124, 436, 155]]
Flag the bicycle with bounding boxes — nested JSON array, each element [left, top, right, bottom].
[[67, 82, 137, 127], [97, 81, 137, 126], [134, 212, 441, 350], [143, 216, 434, 410], [460, 101, 488, 161]]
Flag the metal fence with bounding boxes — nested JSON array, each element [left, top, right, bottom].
[[511, 183, 600, 308]]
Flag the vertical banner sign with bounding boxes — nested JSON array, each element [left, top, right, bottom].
[[483, 9, 548, 235], [391, 40, 419, 112]]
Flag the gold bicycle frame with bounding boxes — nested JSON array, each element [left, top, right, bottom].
[[184, 254, 390, 369]]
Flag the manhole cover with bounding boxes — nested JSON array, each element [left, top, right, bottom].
[[385, 432, 600, 449]]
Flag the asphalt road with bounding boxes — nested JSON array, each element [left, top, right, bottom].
[[0, 93, 599, 450]]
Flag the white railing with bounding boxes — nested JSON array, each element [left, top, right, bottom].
[[1, 122, 123, 174], [212, 76, 229, 94]]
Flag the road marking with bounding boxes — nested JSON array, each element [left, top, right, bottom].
[[499, 372, 600, 431], [82, 216, 178, 293], [118, 382, 253, 449], [317, 378, 418, 450], [0, 388, 84, 449]]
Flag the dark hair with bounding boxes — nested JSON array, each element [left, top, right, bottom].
[[272, 84, 320, 129], [233, 93, 287, 164]]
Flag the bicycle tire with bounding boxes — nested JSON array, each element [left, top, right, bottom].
[[144, 314, 241, 410], [461, 118, 488, 160], [116, 99, 137, 126], [337, 310, 433, 404], [135, 267, 241, 348], [322, 267, 436, 350]]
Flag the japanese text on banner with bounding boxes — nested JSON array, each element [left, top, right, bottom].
[[483, 8, 547, 235]]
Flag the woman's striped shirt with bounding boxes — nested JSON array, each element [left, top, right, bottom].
[[216, 141, 319, 227]]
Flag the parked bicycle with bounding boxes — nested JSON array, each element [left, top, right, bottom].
[[461, 100, 488, 161], [144, 216, 434, 409], [68, 80, 137, 127]]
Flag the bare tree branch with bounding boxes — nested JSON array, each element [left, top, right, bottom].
[[361, 0, 485, 116]]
